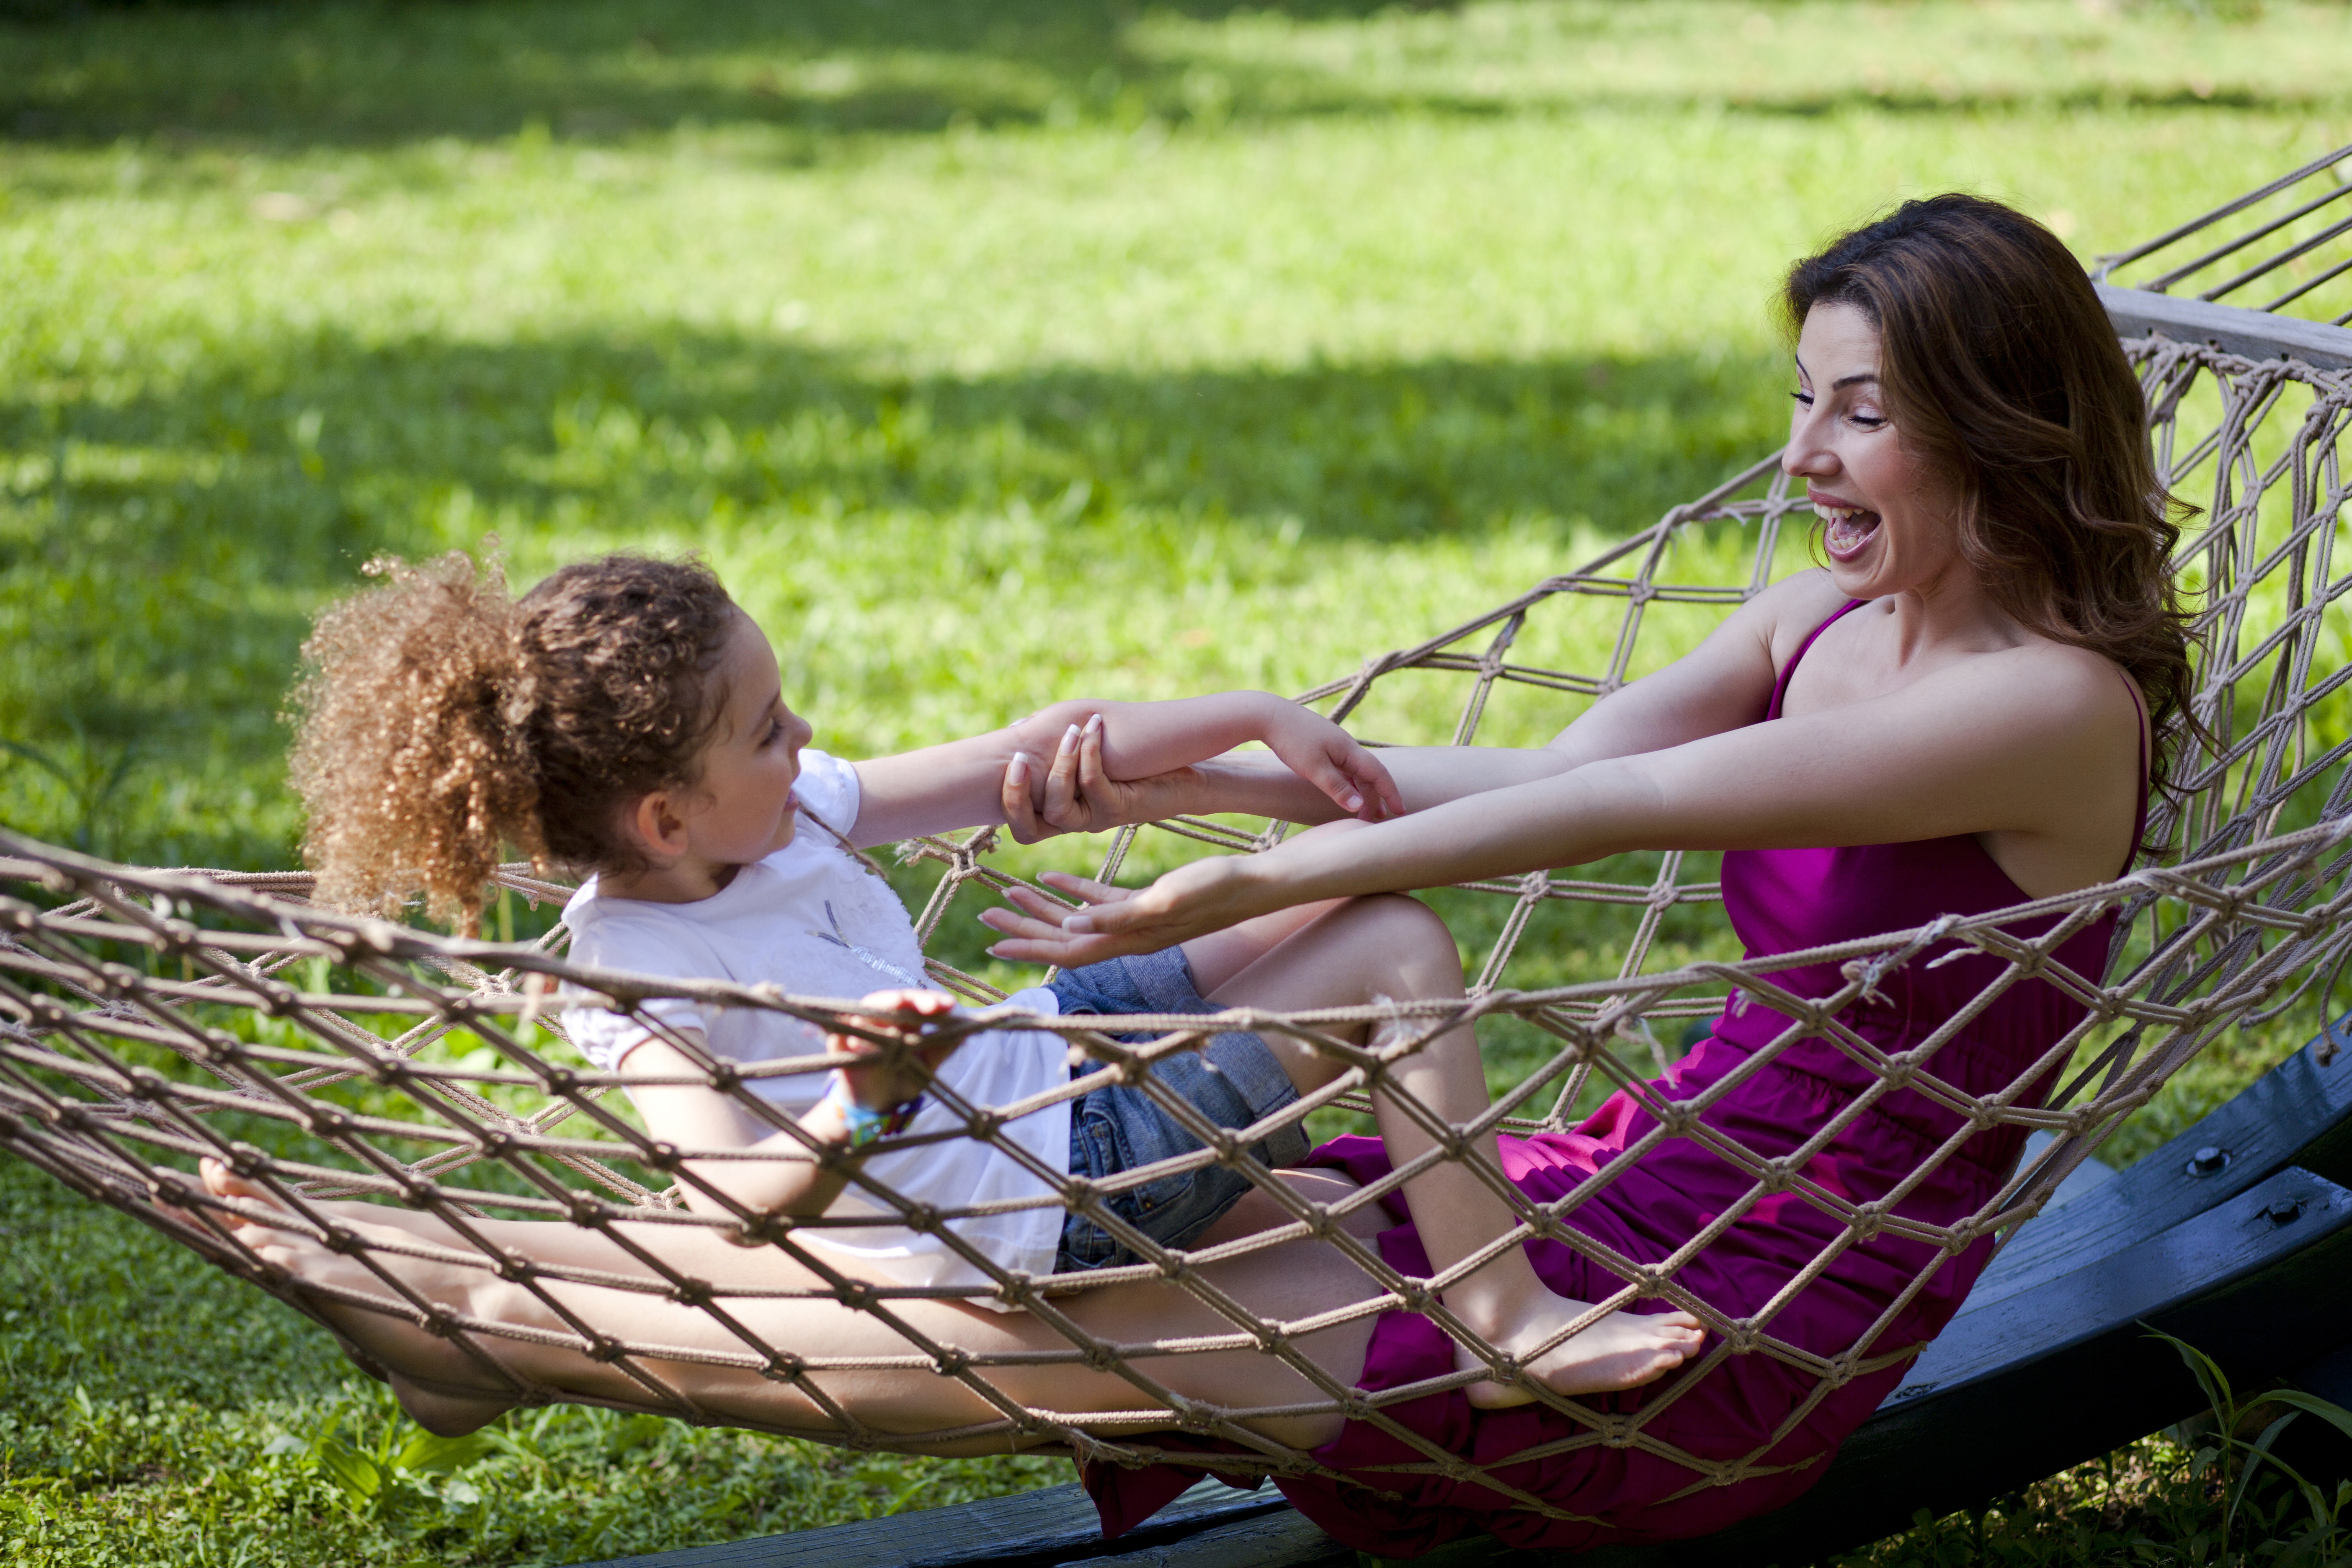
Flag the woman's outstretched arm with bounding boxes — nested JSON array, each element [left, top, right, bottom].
[[998, 572, 1841, 838], [983, 634, 2141, 965]]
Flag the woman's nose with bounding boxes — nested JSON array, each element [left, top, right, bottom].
[[1781, 410, 1836, 480]]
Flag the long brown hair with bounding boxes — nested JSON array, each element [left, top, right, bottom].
[[288, 550, 739, 931], [1783, 194, 2197, 794]]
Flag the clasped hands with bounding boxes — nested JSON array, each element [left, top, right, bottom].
[[981, 705, 1398, 968]]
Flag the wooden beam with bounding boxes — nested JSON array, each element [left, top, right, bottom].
[[1579, 1164, 2352, 1567], [1968, 1029, 2352, 1317], [572, 1476, 1292, 1568], [2098, 283, 2352, 370]]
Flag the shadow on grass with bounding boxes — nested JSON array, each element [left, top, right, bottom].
[[0, 0, 2336, 151], [0, 325, 1784, 865], [0, 0, 1424, 147]]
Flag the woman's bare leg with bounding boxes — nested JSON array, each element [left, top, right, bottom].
[[1201, 895, 1704, 1407], [194, 1161, 927, 1434], [199, 1161, 1380, 1449]]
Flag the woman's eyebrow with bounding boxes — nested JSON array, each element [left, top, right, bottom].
[[1833, 371, 1881, 389]]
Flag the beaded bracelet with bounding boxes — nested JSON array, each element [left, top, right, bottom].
[[825, 1070, 922, 1149]]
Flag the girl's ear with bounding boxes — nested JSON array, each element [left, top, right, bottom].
[[622, 790, 691, 862]]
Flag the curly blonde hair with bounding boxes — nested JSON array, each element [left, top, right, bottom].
[[288, 550, 740, 932]]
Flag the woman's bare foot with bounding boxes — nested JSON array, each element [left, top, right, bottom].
[[1453, 1287, 1706, 1409], [196, 1160, 525, 1436]]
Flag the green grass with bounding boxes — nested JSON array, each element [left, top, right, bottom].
[[5, 0, 2352, 1562], [0, 1159, 1069, 1565]]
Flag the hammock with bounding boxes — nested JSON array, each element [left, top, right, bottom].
[[5, 151, 2352, 1562]]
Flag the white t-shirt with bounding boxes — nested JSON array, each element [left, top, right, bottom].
[[560, 750, 1070, 1299]]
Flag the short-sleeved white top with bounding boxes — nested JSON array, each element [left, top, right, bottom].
[[559, 750, 1071, 1295]]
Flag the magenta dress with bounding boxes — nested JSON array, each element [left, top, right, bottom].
[[1083, 601, 2148, 1556]]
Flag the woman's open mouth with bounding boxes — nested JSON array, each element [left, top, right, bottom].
[[1814, 502, 1881, 560]]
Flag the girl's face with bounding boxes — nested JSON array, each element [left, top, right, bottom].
[[678, 611, 814, 870], [1783, 302, 1969, 603]]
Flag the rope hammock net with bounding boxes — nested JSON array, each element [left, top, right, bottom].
[[6, 196, 2352, 1530]]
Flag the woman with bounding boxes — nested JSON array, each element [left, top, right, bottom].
[[205, 194, 2187, 1557]]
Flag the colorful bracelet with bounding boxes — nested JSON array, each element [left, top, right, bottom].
[[825, 1070, 922, 1149]]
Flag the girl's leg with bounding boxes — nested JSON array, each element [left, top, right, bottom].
[[1200, 895, 1703, 1407], [198, 1163, 1379, 1452]]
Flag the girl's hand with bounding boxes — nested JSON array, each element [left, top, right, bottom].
[[979, 856, 1271, 966], [1258, 704, 1403, 823], [829, 988, 960, 1107], [1000, 715, 1201, 842]]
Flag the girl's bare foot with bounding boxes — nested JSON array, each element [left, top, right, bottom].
[[1455, 1290, 1706, 1409], [196, 1160, 525, 1436]]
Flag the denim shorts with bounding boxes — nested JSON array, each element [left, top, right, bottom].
[[1047, 948, 1309, 1272]]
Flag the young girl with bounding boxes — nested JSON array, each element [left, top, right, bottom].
[[232, 548, 1699, 1425]]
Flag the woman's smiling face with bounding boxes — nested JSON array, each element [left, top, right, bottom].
[[1783, 301, 1969, 603]]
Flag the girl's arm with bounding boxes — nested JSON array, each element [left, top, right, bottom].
[[621, 994, 956, 1220], [982, 637, 2141, 965], [845, 691, 1401, 847]]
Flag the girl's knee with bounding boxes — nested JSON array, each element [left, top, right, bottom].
[[1351, 891, 1454, 947], [1336, 895, 1463, 993]]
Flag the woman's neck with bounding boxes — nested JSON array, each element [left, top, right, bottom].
[[1878, 567, 2031, 667]]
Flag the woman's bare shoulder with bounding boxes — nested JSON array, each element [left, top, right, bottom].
[[1933, 637, 2143, 752]]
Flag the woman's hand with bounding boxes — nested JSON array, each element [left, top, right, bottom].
[[998, 716, 1202, 843], [829, 988, 961, 1107], [979, 859, 1274, 966], [999, 707, 1403, 845]]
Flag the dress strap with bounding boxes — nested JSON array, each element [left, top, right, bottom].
[[2118, 671, 2152, 875], [1766, 599, 1867, 722]]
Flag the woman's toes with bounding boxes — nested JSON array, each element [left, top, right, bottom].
[[200, 1157, 258, 1200], [198, 1159, 286, 1225]]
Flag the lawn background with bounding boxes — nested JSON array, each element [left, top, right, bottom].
[[4, 1, 2351, 1563]]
